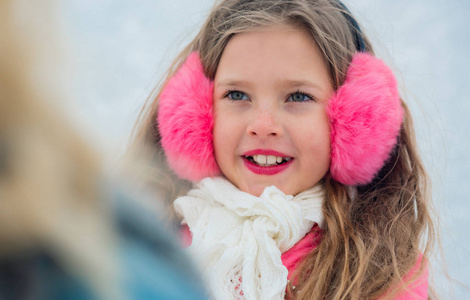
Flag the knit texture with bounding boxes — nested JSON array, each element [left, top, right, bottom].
[[174, 177, 324, 300], [178, 184, 428, 299]]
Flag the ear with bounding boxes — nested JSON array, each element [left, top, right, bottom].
[[328, 52, 403, 185], [157, 52, 220, 181]]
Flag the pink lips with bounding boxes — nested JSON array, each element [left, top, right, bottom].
[[242, 149, 293, 175]]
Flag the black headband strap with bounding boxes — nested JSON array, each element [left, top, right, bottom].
[[336, 1, 366, 52]]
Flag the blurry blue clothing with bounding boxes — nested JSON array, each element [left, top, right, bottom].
[[114, 187, 208, 300], [0, 187, 208, 300]]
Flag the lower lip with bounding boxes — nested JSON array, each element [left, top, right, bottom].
[[242, 157, 293, 175]]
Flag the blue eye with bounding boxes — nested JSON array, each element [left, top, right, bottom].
[[288, 91, 313, 102], [225, 90, 248, 101]]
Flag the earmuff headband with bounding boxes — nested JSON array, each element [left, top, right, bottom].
[[337, 0, 366, 52], [157, 51, 402, 186], [157, 3, 403, 186]]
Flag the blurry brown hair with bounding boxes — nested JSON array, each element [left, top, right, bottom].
[[0, 0, 119, 298]]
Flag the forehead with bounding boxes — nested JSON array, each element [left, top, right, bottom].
[[214, 24, 330, 87]]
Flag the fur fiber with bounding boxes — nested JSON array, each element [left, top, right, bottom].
[[157, 52, 220, 181], [158, 52, 402, 186], [328, 53, 403, 185]]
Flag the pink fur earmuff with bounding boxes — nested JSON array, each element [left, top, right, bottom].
[[157, 52, 220, 181], [328, 53, 403, 185], [157, 52, 403, 185]]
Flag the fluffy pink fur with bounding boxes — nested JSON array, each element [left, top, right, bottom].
[[157, 52, 220, 181], [328, 53, 403, 185], [158, 52, 402, 185]]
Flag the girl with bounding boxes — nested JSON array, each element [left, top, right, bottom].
[[131, 0, 435, 299]]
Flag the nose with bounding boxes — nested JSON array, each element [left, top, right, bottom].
[[246, 106, 283, 137]]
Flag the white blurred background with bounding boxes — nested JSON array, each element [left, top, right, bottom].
[[59, 0, 469, 297]]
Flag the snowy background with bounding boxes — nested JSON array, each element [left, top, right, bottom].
[[59, 0, 469, 298]]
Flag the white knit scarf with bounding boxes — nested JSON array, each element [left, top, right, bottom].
[[174, 177, 325, 300]]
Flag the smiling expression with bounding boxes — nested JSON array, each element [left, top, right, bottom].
[[213, 25, 333, 197]]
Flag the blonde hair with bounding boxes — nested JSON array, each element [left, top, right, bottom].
[[0, 1, 119, 298], [130, 0, 435, 298]]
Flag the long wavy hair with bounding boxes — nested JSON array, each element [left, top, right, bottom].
[[130, 0, 435, 298]]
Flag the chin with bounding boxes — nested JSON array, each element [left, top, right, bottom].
[[239, 183, 269, 197], [247, 187, 265, 197], [247, 184, 291, 197]]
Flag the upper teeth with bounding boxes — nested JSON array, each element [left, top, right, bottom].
[[251, 155, 290, 166]]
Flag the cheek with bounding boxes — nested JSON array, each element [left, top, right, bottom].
[[213, 102, 224, 152], [317, 118, 331, 151], [301, 114, 331, 165], [213, 111, 239, 166], [213, 116, 225, 163], [213, 103, 246, 148], [317, 123, 332, 171], [306, 133, 331, 163], [316, 118, 331, 158]]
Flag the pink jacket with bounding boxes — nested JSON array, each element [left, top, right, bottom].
[[181, 225, 428, 299]]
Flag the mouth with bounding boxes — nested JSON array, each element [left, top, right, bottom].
[[243, 154, 293, 167]]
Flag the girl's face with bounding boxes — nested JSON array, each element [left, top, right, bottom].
[[213, 25, 333, 196]]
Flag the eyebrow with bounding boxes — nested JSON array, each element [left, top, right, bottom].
[[215, 79, 253, 88], [215, 79, 323, 90], [278, 79, 322, 90]]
